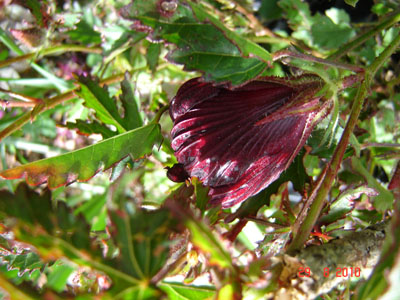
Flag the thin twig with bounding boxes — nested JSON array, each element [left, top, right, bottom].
[[0, 44, 102, 69], [328, 11, 400, 60], [0, 73, 125, 141]]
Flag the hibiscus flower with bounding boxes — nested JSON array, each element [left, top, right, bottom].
[[169, 75, 331, 208]]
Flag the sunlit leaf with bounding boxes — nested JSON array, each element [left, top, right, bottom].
[[121, 0, 272, 85], [74, 193, 107, 231], [351, 157, 394, 212], [0, 252, 43, 277], [46, 261, 75, 293], [345, 0, 359, 7], [0, 124, 161, 189], [76, 76, 126, 133], [65, 119, 116, 139], [146, 42, 162, 73], [319, 185, 378, 224], [120, 73, 143, 130], [159, 282, 216, 300], [186, 218, 232, 269], [67, 20, 102, 45]]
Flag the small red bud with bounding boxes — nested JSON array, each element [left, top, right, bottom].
[[166, 163, 190, 183]]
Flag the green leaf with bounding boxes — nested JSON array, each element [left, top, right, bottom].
[[279, 1, 355, 50], [67, 20, 102, 45], [122, 0, 271, 85], [0, 184, 53, 232], [279, 0, 313, 29], [25, 0, 46, 27], [74, 194, 108, 232], [319, 186, 377, 224], [0, 124, 161, 189], [345, 0, 359, 7], [91, 207, 107, 231], [311, 14, 355, 49], [120, 73, 143, 130], [115, 286, 163, 300], [188, 2, 271, 63], [109, 208, 175, 280], [193, 177, 209, 213], [186, 218, 232, 269], [46, 261, 75, 293], [65, 119, 116, 139], [146, 42, 162, 73], [0, 183, 92, 248], [76, 76, 126, 133], [74, 193, 107, 225], [0, 184, 117, 294], [350, 157, 394, 212], [259, 0, 283, 21], [159, 282, 216, 300], [0, 252, 43, 276], [356, 205, 400, 299]]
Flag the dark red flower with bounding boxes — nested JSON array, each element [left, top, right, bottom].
[[170, 76, 331, 208]]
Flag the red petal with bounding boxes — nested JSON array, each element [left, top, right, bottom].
[[170, 76, 328, 208]]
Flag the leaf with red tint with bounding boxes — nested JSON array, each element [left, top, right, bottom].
[[0, 124, 160, 189], [170, 76, 331, 208]]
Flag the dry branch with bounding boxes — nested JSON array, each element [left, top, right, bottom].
[[272, 221, 389, 300]]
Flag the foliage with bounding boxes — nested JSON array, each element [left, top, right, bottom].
[[0, 0, 399, 299]]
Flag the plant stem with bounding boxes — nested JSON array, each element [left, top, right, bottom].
[[0, 73, 125, 141], [273, 50, 364, 73], [0, 44, 102, 69], [0, 274, 37, 300], [287, 32, 400, 254], [151, 105, 170, 124], [328, 11, 400, 60]]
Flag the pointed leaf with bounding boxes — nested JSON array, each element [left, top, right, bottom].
[[121, 0, 272, 86], [351, 157, 394, 212], [74, 193, 107, 230], [1, 252, 43, 276], [185, 218, 232, 269], [46, 261, 75, 293], [76, 76, 126, 133], [146, 42, 161, 73], [65, 119, 116, 139], [67, 20, 102, 45], [0, 183, 92, 248], [0, 124, 161, 189], [120, 73, 143, 130], [311, 13, 355, 50], [188, 2, 271, 63], [159, 282, 216, 300], [319, 185, 378, 225]]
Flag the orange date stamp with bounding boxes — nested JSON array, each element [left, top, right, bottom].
[[298, 267, 361, 278]]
